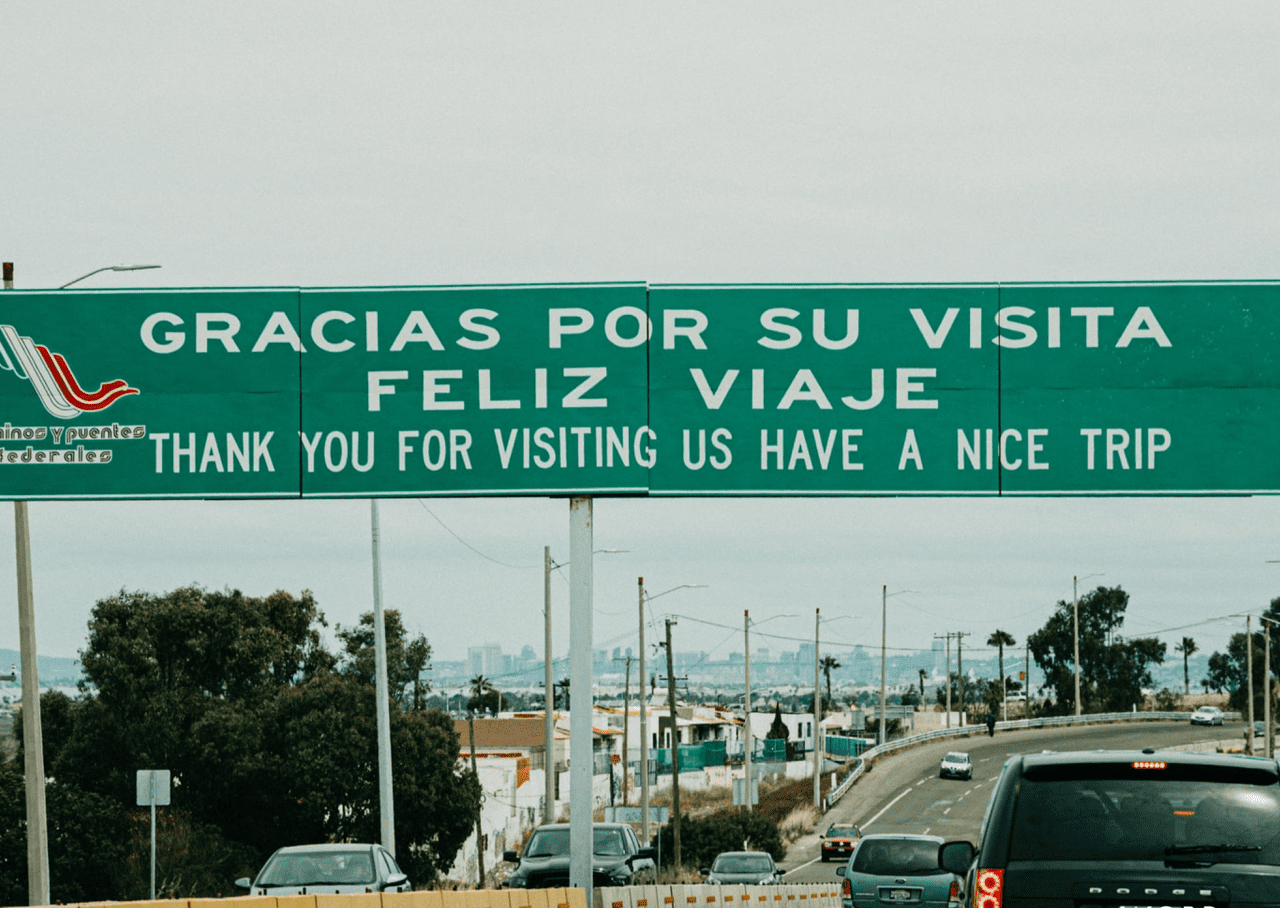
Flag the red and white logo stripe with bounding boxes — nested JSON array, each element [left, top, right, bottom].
[[0, 325, 139, 418]]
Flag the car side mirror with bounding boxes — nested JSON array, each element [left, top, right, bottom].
[[503, 849, 520, 863], [700, 868, 710, 876], [836, 867, 845, 877], [939, 841, 975, 875], [383, 873, 408, 891], [234, 877, 252, 890]]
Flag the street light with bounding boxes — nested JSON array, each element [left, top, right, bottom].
[[1073, 574, 1103, 717], [880, 587, 917, 746], [638, 582, 705, 846], [4, 261, 162, 907], [59, 264, 161, 288], [543, 546, 626, 823]]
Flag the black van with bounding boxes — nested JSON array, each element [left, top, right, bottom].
[[939, 749, 1280, 907]]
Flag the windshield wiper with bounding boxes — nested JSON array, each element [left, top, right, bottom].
[[1164, 843, 1262, 865], [1166, 844, 1262, 855]]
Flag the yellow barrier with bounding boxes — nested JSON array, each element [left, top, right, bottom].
[[594, 887, 839, 908], [21, 888, 591, 908]]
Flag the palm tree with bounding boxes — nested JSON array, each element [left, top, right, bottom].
[[556, 676, 571, 711], [469, 674, 497, 713], [819, 655, 841, 716], [1176, 637, 1198, 696], [987, 630, 1017, 705]]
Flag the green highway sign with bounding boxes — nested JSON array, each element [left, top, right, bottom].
[[0, 281, 1275, 499]]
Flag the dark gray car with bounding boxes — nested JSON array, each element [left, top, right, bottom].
[[703, 851, 785, 885], [503, 822, 656, 888], [235, 843, 410, 895]]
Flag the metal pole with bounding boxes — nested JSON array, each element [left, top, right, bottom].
[[666, 618, 681, 869], [469, 714, 485, 887], [743, 609, 752, 814], [639, 577, 650, 844], [813, 608, 821, 809], [568, 497, 594, 897], [1266, 619, 1272, 759], [545, 546, 555, 823], [150, 798, 156, 900], [621, 656, 631, 805], [945, 634, 952, 728], [1246, 615, 1255, 756], [9, 259, 50, 907], [370, 500, 395, 855], [1073, 575, 1082, 716], [879, 585, 887, 746]]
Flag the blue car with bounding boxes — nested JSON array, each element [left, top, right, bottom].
[[838, 834, 962, 908]]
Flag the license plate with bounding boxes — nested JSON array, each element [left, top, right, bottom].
[[885, 889, 912, 901]]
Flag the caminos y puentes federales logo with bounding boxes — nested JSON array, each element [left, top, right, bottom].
[[0, 323, 139, 419]]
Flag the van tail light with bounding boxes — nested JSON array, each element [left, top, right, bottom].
[[974, 868, 1004, 908], [841, 877, 852, 900], [948, 878, 960, 907]]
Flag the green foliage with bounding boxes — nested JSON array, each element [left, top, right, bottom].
[[2, 585, 478, 900], [766, 703, 789, 740], [1026, 585, 1165, 714], [1154, 687, 1181, 711], [655, 811, 784, 871]]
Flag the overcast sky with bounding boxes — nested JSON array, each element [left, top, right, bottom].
[[1, 3, 1277, 684]]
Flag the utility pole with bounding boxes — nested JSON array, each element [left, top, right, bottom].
[[956, 632, 970, 725], [813, 608, 821, 810], [665, 618, 682, 870], [1025, 646, 1032, 719], [638, 578, 650, 844], [743, 610, 752, 814], [934, 633, 954, 728], [544, 547, 555, 823], [615, 654, 633, 805], [1073, 575, 1082, 716], [468, 714, 485, 887]]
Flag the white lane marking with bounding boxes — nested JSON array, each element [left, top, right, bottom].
[[863, 787, 914, 829]]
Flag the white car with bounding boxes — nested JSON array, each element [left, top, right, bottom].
[[1189, 705, 1224, 726], [939, 751, 973, 780]]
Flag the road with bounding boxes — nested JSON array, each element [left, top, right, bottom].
[[778, 719, 1249, 884]]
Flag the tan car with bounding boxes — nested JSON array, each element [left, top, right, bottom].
[[820, 823, 862, 862]]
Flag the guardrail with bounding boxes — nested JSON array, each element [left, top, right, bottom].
[[823, 710, 1243, 810]]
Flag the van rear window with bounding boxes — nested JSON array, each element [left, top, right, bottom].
[[1008, 772, 1280, 864]]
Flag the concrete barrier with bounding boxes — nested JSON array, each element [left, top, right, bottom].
[[595, 885, 839, 908], [28, 888, 589, 908]]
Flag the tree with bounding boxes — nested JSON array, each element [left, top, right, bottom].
[[18, 585, 480, 898], [819, 655, 841, 715], [918, 669, 927, 700], [556, 676, 571, 710], [336, 609, 432, 710], [1175, 636, 1198, 697], [1026, 585, 1165, 714], [987, 630, 1016, 705], [766, 702, 789, 740], [468, 674, 499, 714]]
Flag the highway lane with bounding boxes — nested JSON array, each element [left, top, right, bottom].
[[779, 719, 1249, 884]]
